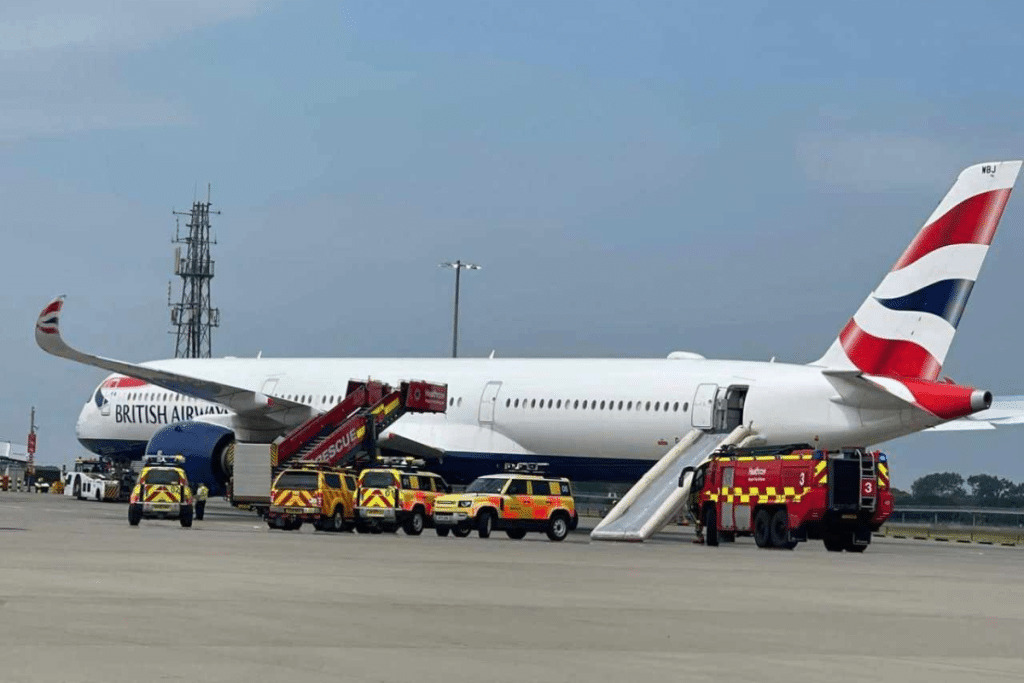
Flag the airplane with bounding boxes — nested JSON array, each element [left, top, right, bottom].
[[40, 160, 1024, 496]]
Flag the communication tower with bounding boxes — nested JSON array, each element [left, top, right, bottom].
[[169, 188, 220, 358]]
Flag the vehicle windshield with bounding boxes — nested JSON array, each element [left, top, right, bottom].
[[466, 478, 506, 494], [361, 471, 397, 488], [144, 470, 181, 485], [274, 471, 319, 490]]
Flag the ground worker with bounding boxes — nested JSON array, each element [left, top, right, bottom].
[[195, 482, 209, 520]]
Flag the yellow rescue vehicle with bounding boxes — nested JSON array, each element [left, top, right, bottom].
[[128, 455, 195, 528], [432, 472, 578, 541], [266, 467, 358, 532], [355, 459, 451, 535]]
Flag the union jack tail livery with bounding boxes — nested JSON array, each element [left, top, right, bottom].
[[816, 160, 1022, 380]]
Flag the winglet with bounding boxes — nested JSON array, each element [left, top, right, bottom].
[[35, 295, 73, 359]]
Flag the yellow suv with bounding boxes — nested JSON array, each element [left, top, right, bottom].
[[128, 456, 194, 528], [356, 462, 451, 535], [266, 467, 358, 532], [432, 473, 578, 541]]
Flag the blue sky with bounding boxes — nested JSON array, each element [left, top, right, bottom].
[[3, 1, 1024, 488]]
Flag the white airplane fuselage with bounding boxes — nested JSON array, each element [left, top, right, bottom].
[[76, 356, 939, 481]]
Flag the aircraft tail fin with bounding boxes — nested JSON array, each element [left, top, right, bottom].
[[814, 160, 1022, 379]]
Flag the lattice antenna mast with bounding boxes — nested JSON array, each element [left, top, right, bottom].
[[170, 188, 220, 358]]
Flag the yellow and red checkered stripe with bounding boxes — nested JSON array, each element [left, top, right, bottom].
[[706, 485, 812, 505]]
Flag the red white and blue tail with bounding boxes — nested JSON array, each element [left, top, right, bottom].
[[816, 160, 1022, 379]]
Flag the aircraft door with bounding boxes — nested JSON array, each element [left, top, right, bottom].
[[691, 384, 718, 429], [478, 381, 502, 424]]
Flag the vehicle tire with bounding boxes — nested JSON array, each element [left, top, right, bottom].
[[822, 531, 845, 552], [355, 522, 370, 534], [754, 509, 772, 548], [506, 529, 527, 540], [477, 510, 494, 539], [770, 509, 796, 549], [292, 520, 303, 531], [436, 526, 451, 537], [403, 509, 425, 536], [844, 541, 868, 553], [180, 505, 193, 528], [546, 513, 570, 542], [266, 521, 276, 530], [331, 508, 346, 532], [704, 507, 719, 547], [453, 526, 471, 538], [128, 504, 142, 527], [369, 524, 383, 534]]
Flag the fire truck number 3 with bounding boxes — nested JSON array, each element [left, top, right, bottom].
[[799, 472, 805, 486], [864, 481, 873, 494]]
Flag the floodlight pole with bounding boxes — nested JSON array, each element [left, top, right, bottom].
[[439, 260, 481, 358]]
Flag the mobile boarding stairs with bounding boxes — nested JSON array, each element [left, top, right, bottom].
[[270, 379, 448, 475], [590, 424, 761, 542]]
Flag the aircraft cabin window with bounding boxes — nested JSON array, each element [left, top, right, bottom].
[[573, 400, 579, 409], [556, 399, 562, 409], [547, 399, 553, 408], [683, 402, 689, 412], [457, 397, 462, 407], [531, 399, 536, 408], [627, 401, 633, 410], [646, 401, 652, 411], [618, 401, 624, 410], [514, 399, 519, 408], [505, 399, 511, 407], [655, 401, 661, 411], [673, 402, 680, 411], [599, 401, 605, 410]]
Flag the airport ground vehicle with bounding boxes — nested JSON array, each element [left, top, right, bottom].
[[433, 472, 578, 541], [64, 457, 133, 502], [266, 466, 358, 532], [128, 456, 194, 527], [355, 459, 450, 535], [685, 446, 893, 552]]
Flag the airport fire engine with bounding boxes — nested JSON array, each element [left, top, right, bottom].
[[684, 445, 893, 552]]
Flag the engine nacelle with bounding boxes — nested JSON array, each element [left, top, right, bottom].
[[145, 422, 234, 497]]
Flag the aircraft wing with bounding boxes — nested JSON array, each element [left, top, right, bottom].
[[926, 396, 1024, 431], [35, 296, 310, 423]]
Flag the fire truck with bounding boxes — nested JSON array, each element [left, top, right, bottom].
[[683, 445, 893, 552]]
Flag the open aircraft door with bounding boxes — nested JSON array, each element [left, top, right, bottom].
[[691, 383, 718, 429], [478, 381, 502, 424]]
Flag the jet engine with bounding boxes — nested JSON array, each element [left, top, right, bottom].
[[144, 422, 235, 497]]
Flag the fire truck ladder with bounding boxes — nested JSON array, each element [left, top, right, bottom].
[[591, 424, 757, 542], [271, 379, 447, 477]]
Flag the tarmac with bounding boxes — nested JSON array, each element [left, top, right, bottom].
[[1, 492, 1023, 683]]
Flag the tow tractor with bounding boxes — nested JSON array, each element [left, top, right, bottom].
[[63, 457, 134, 502], [684, 445, 893, 552]]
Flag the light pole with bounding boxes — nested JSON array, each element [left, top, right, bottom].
[[439, 260, 481, 358]]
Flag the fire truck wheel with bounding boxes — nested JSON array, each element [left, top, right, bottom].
[[128, 504, 142, 526], [477, 510, 495, 539], [291, 520, 303, 531], [703, 507, 719, 546], [506, 529, 527, 540], [435, 526, 451, 537], [753, 509, 772, 548], [369, 524, 383, 534], [180, 506, 193, 528], [453, 526, 471, 538], [844, 542, 868, 553], [355, 522, 370, 534], [403, 509, 425, 536], [770, 509, 796, 549], [822, 534, 845, 552]]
